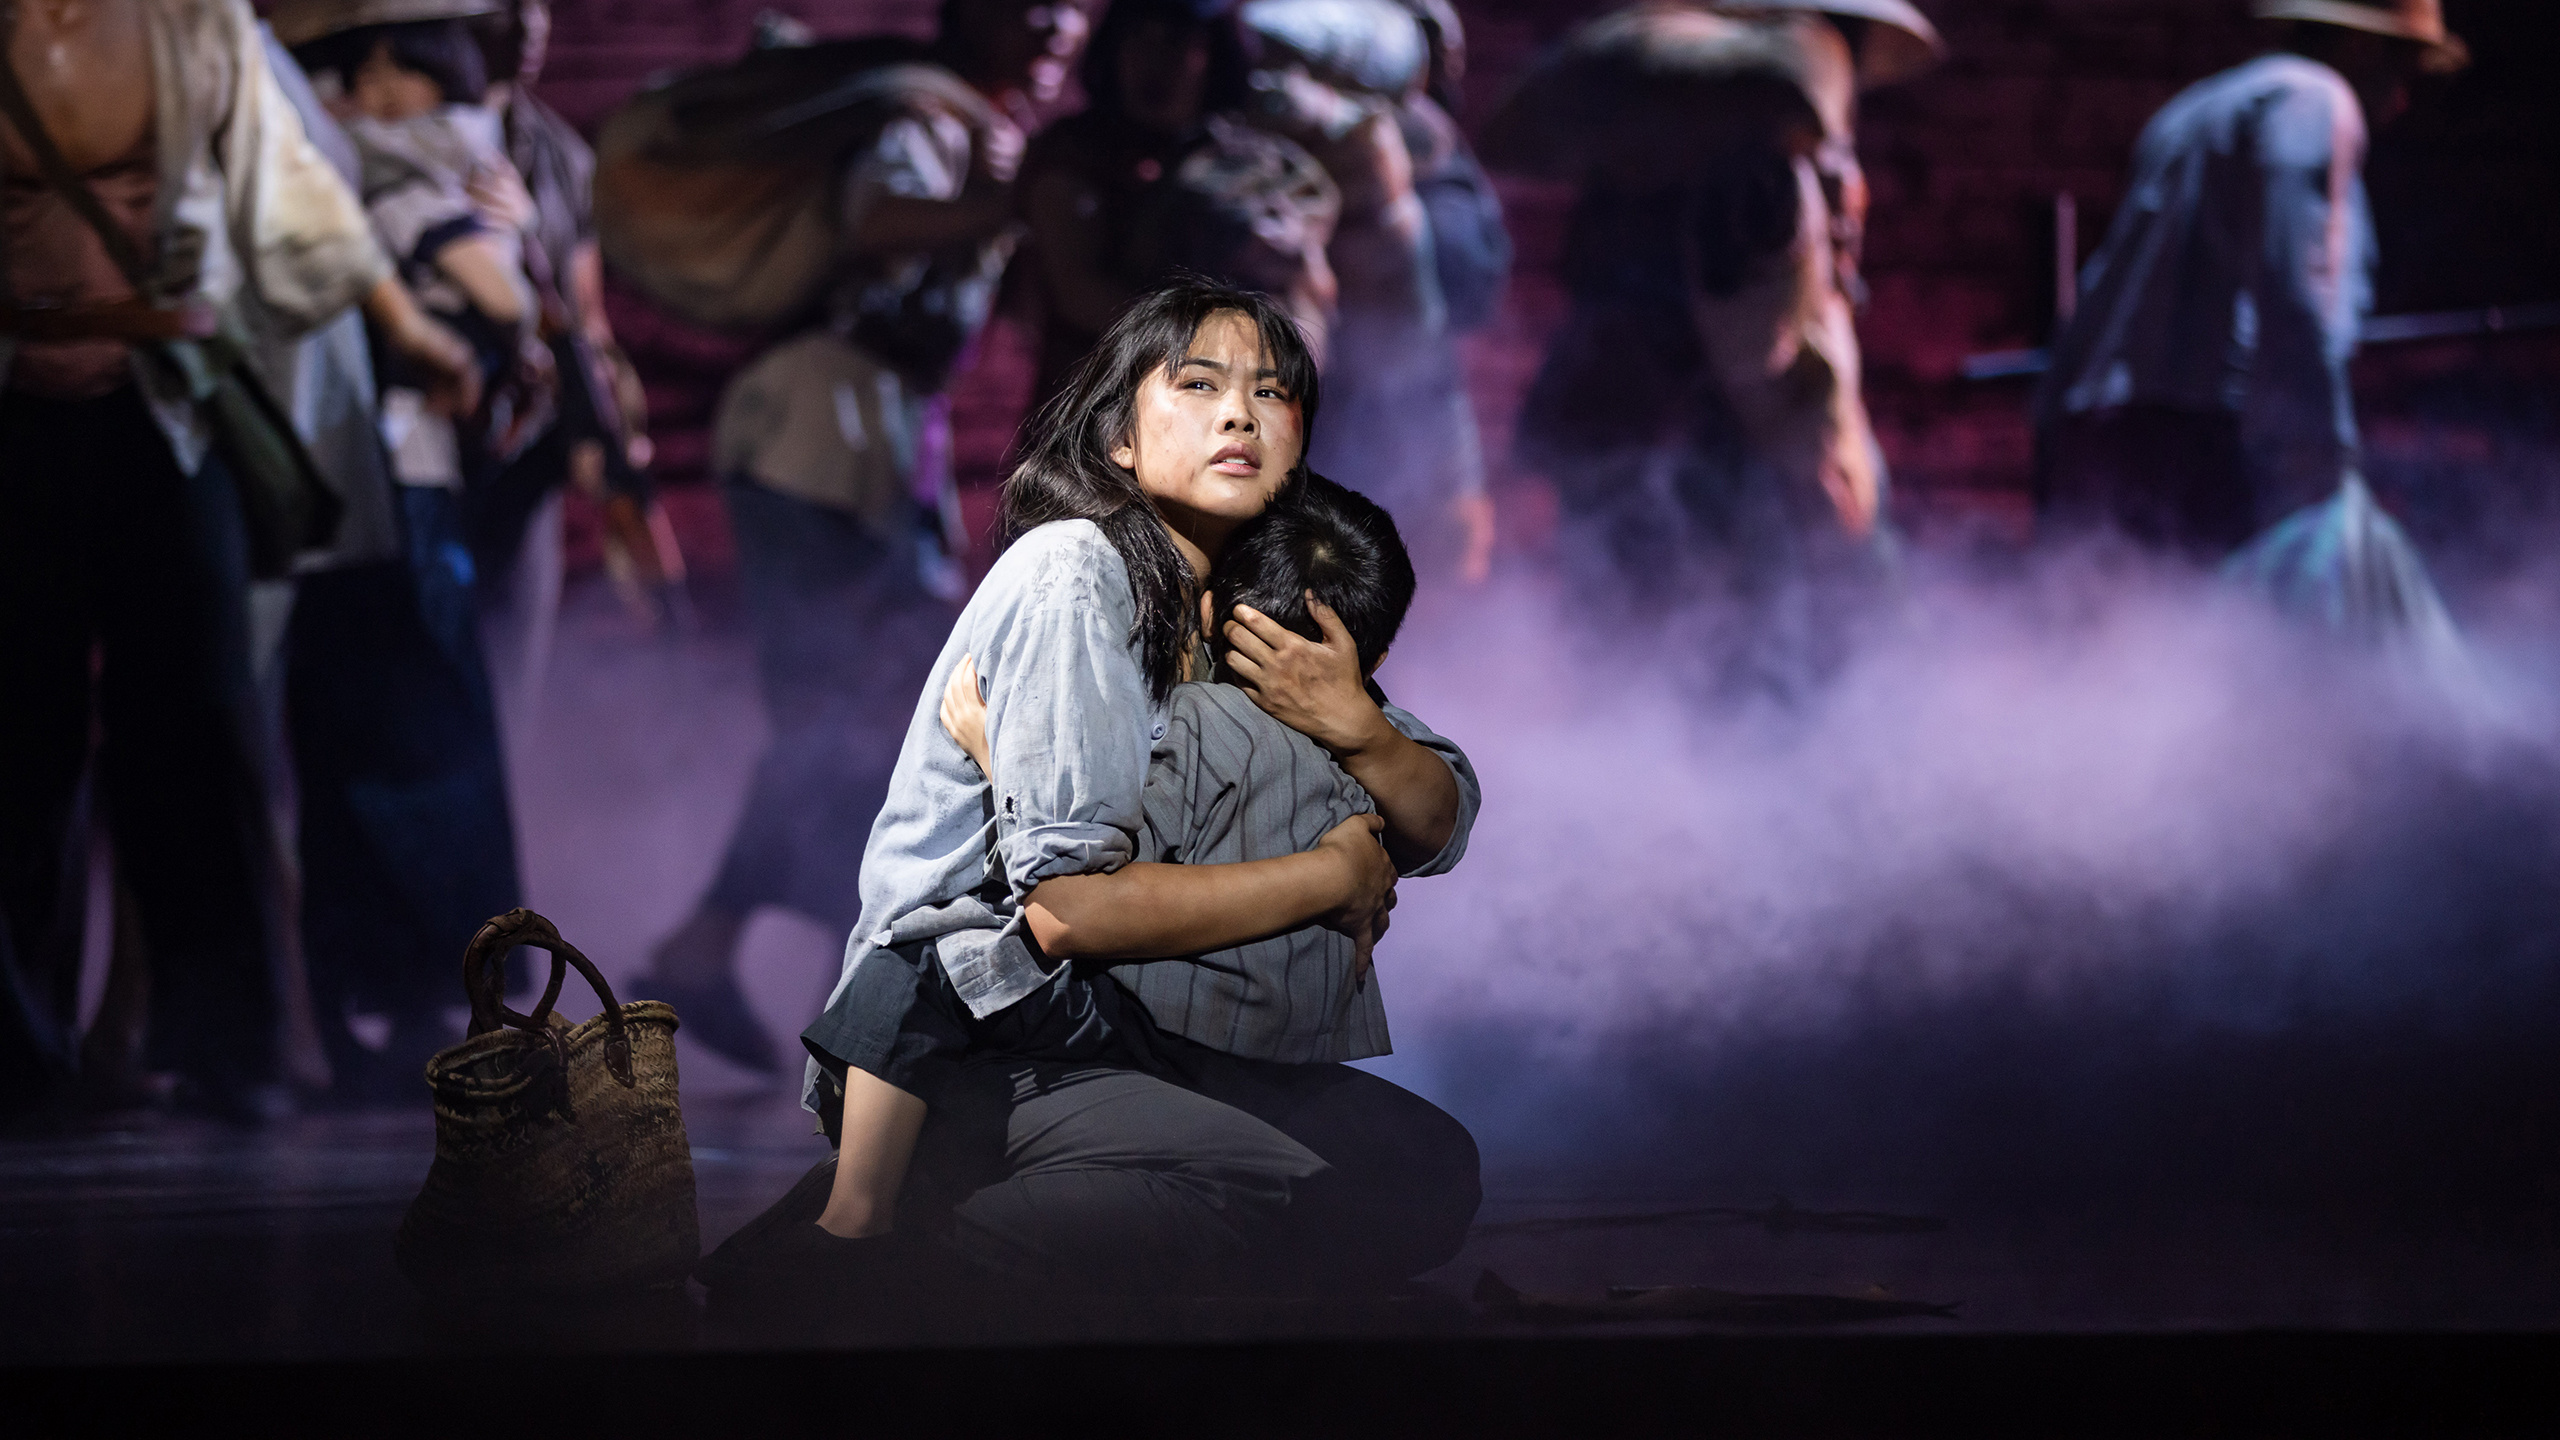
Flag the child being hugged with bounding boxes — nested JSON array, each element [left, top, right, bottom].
[[945, 472, 1414, 1064]]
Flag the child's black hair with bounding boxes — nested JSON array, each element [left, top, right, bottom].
[[294, 19, 490, 106], [1209, 473, 1415, 681]]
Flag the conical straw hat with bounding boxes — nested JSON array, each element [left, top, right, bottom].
[[270, 0, 503, 49], [1711, 0, 1944, 87], [2250, 0, 2468, 74]]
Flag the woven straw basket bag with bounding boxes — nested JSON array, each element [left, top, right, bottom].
[[396, 909, 699, 1295]]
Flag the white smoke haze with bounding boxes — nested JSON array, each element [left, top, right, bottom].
[[1366, 542, 2560, 1203], [515, 509, 2560, 1211]]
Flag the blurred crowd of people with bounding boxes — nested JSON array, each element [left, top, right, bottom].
[[601, 0, 1521, 1072], [0, 0, 674, 1122], [0, 0, 2471, 1119]]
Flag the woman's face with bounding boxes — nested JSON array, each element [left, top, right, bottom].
[[1112, 310, 1303, 553]]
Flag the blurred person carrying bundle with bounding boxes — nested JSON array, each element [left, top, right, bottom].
[[1483, 1, 1938, 693], [2035, 0, 2469, 661], [287, 3, 552, 493], [465, 0, 681, 693], [1239, 0, 1508, 578], [0, 0, 476, 1122], [1012, 0, 1502, 575], [1012, 0, 1338, 408], [595, 0, 1095, 1072]]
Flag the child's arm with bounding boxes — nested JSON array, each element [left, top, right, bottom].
[[434, 234, 533, 329], [939, 655, 993, 777], [358, 276, 480, 415]]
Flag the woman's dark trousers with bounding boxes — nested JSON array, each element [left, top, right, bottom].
[[902, 1043, 1484, 1295]]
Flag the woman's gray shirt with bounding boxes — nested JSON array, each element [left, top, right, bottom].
[[803, 519, 1480, 1109]]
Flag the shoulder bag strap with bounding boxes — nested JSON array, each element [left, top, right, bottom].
[[0, 54, 156, 288]]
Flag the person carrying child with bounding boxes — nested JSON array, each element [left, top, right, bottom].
[[279, 0, 536, 1089], [700, 278, 1481, 1299]]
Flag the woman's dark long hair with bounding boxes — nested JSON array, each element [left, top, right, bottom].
[[1002, 278, 1321, 704]]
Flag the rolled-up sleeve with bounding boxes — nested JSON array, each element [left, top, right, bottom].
[[1380, 700, 1481, 877], [985, 594, 1154, 902], [219, 0, 391, 333]]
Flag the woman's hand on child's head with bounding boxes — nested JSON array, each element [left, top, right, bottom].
[[939, 655, 992, 777], [1313, 813, 1396, 975], [1223, 594, 1394, 758]]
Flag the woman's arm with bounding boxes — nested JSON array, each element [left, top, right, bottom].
[[941, 653, 1397, 963], [1027, 816, 1394, 963], [1219, 599, 1462, 873]]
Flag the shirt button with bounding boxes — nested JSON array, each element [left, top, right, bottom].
[[1151, 723, 1166, 740]]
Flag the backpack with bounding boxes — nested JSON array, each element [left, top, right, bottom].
[[593, 38, 992, 333], [1129, 117, 1342, 295], [1240, 0, 1427, 99]]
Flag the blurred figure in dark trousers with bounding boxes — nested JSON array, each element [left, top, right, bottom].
[[2034, 0, 2466, 558], [263, 0, 532, 1099], [0, 0, 475, 1123], [1385, 0, 1509, 581], [602, 0, 1095, 1072], [468, 0, 679, 753]]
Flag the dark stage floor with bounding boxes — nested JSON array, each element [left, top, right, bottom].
[[10, 1098, 2560, 1357], [6, 1102, 2560, 1434]]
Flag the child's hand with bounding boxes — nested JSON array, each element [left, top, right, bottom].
[[1313, 813, 1396, 977], [939, 655, 992, 777]]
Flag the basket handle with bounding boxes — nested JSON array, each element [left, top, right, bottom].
[[462, 908, 635, 1088]]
